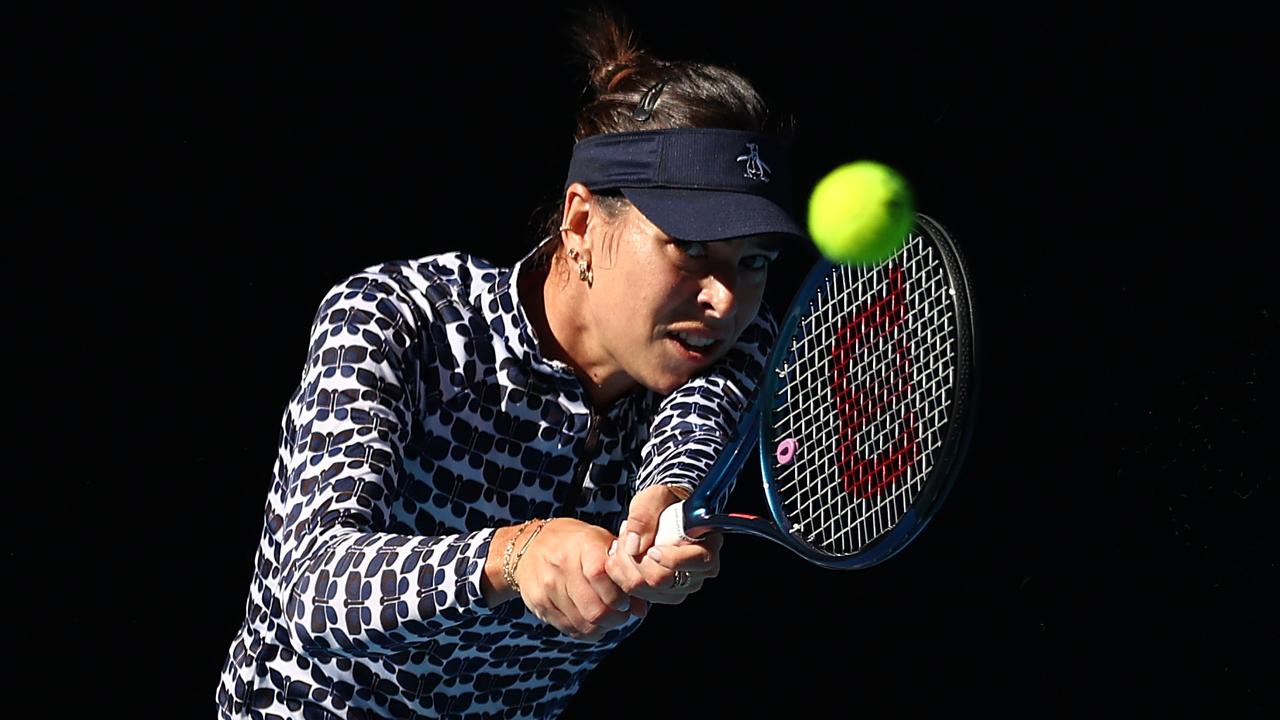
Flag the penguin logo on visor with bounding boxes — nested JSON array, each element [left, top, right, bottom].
[[736, 143, 772, 183]]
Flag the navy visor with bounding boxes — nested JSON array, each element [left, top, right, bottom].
[[564, 128, 807, 243]]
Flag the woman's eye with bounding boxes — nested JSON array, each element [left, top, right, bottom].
[[674, 240, 708, 258], [742, 255, 772, 271]]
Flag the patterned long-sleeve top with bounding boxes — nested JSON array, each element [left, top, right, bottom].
[[216, 242, 775, 719]]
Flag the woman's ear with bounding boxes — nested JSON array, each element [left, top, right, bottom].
[[561, 183, 594, 260]]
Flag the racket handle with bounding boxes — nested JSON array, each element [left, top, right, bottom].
[[654, 501, 690, 545]]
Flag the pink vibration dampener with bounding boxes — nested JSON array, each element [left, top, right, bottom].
[[776, 438, 797, 465]]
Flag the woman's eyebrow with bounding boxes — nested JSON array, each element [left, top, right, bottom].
[[746, 236, 786, 253], [699, 236, 786, 252]]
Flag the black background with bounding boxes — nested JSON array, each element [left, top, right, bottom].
[[29, 2, 1274, 716]]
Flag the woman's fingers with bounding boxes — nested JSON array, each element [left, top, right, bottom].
[[518, 519, 637, 641], [519, 518, 719, 636], [619, 485, 688, 558], [565, 541, 635, 637], [643, 533, 722, 576], [584, 537, 634, 613], [605, 541, 709, 604]]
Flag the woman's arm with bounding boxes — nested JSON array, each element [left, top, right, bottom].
[[274, 268, 636, 654], [604, 305, 777, 601], [273, 270, 504, 657], [632, 304, 778, 500]]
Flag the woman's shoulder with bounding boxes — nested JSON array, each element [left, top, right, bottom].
[[354, 252, 502, 294], [315, 251, 507, 318]]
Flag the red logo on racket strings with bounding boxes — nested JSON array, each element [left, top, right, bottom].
[[831, 266, 920, 499]]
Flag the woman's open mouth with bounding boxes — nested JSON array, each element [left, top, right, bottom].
[[667, 331, 722, 359]]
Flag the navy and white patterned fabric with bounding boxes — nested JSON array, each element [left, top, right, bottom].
[[216, 241, 776, 719]]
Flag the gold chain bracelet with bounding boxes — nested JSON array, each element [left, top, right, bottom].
[[506, 519, 552, 595], [502, 519, 535, 594]]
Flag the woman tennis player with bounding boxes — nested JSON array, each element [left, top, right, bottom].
[[216, 8, 806, 718]]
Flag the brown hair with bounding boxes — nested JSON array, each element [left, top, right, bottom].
[[531, 6, 790, 268]]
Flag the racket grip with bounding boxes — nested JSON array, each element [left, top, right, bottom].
[[654, 501, 689, 545]]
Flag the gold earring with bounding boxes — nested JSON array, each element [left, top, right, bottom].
[[565, 247, 591, 283], [559, 224, 572, 233]]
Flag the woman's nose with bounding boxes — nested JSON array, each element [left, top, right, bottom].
[[698, 272, 738, 320]]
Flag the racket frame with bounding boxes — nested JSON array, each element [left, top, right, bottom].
[[670, 213, 979, 569]]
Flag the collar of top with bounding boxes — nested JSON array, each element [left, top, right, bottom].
[[476, 239, 650, 426], [475, 239, 576, 382]]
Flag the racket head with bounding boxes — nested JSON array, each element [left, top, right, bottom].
[[757, 212, 978, 569]]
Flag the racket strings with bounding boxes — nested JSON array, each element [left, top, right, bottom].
[[790, 266, 925, 551], [769, 232, 958, 556], [831, 266, 914, 498]]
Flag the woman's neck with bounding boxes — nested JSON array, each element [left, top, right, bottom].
[[520, 258, 635, 408]]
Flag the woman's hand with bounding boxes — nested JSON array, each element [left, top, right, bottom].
[[506, 518, 647, 641], [604, 485, 723, 603]]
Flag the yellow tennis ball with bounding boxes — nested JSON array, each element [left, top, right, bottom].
[[807, 161, 914, 264]]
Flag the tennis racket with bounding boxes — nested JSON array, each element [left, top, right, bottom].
[[654, 212, 978, 569]]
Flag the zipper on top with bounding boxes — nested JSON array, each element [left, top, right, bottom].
[[560, 407, 600, 517]]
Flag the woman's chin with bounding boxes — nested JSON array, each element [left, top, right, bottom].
[[635, 342, 726, 394], [641, 367, 698, 395]]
